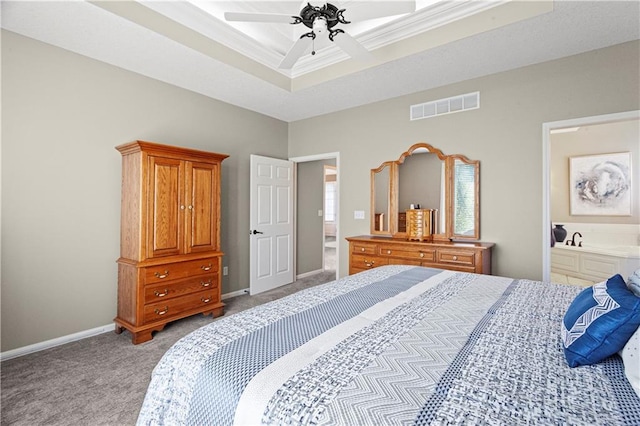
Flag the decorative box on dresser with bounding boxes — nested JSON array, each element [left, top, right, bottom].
[[114, 141, 228, 344], [347, 236, 493, 275]]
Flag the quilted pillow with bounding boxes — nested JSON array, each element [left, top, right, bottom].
[[620, 325, 640, 397], [628, 268, 640, 296], [562, 274, 640, 368]]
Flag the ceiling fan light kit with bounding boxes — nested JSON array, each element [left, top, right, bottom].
[[224, 1, 416, 70]]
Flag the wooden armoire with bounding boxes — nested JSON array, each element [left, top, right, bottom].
[[114, 141, 228, 344]]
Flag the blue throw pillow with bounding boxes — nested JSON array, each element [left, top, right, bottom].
[[562, 274, 640, 368]]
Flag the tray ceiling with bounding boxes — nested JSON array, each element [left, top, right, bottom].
[[2, 1, 639, 122]]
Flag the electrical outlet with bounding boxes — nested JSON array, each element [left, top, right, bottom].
[[223, 266, 228, 276]]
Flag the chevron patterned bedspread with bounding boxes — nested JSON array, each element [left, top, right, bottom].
[[137, 265, 640, 425]]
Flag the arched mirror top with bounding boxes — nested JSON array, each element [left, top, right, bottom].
[[449, 153, 479, 166], [370, 142, 480, 241], [396, 143, 448, 163], [372, 161, 393, 174]]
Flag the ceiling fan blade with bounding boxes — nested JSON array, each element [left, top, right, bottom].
[[224, 12, 296, 24], [343, 1, 416, 22], [279, 36, 313, 69], [331, 31, 374, 62]]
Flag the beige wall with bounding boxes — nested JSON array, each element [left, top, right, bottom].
[[1, 31, 288, 351], [551, 119, 640, 223], [289, 41, 640, 282]]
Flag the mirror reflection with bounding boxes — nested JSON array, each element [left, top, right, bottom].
[[453, 159, 477, 237], [398, 152, 445, 234], [371, 162, 391, 234]]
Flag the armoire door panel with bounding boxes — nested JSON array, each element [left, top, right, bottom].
[[148, 156, 183, 258], [186, 162, 218, 253]]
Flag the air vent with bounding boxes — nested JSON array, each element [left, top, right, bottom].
[[410, 92, 480, 121]]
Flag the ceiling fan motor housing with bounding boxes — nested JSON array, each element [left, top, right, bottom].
[[298, 2, 348, 30], [313, 17, 327, 34]]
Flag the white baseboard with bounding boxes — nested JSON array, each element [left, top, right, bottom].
[[297, 269, 323, 279], [0, 323, 115, 362], [1, 289, 252, 362], [222, 288, 249, 299]]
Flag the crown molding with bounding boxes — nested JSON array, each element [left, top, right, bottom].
[[139, 1, 286, 71]]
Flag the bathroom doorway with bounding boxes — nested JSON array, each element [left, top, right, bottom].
[[542, 110, 640, 283]]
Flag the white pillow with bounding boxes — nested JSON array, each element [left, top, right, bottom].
[[620, 326, 640, 398], [628, 269, 640, 296]]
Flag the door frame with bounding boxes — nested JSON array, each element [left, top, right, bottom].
[[541, 109, 639, 282], [290, 152, 340, 280]]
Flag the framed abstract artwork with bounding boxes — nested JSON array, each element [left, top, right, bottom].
[[569, 152, 632, 216]]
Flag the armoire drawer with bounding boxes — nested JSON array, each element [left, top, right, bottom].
[[144, 274, 218, 304], [145, 258, 219, 285], [143, 290, 219, 323]]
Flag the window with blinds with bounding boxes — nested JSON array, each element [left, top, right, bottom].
[[453, 160, 476, 236], [325, 181, 336, 222]]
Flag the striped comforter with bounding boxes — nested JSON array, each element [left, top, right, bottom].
[[137, 265, 640, 425]]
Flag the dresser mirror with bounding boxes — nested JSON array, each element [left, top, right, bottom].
[[452, 158, 479, 238], [371, 162, 392, 234], [370, 143, 480, 241]]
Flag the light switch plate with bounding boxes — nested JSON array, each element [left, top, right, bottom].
[[354, 210, 365, 219]]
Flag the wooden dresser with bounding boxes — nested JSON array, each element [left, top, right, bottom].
[[347, 235, 493, 275], [114, 141, 228, 344]]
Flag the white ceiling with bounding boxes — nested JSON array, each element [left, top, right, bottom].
[[2, 1, 639, 122]]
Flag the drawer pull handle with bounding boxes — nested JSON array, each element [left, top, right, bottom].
[[154, 306, 169, 316], [154, 289, 169, 297], [201, 280, 212, 287], [364, 260, 375, 267], [420, 253, 424, 258], [154, 271, 169, 279], [453, 256, 458, 261], [387, 250, 391, 254], [201, 297, 212, 303], [361, 248, 365, 252], [201, 264, 212, 271]]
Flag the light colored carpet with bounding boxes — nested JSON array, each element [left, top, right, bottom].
[[0, 270, 336, 425]]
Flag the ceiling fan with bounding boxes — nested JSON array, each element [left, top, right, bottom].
[[225, 1, 416, 69]]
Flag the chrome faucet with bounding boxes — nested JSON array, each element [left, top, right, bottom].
[[566, 232, 583, 247]]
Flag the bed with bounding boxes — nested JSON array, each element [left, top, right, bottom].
[[137, 265, 640, 425]]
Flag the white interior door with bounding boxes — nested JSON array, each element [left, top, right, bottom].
[[250, 155, 294, 295]]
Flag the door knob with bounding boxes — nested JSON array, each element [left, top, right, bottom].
[[251, 230, 264, 235]]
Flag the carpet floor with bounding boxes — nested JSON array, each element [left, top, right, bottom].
[[0, 270, 336, 425]]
